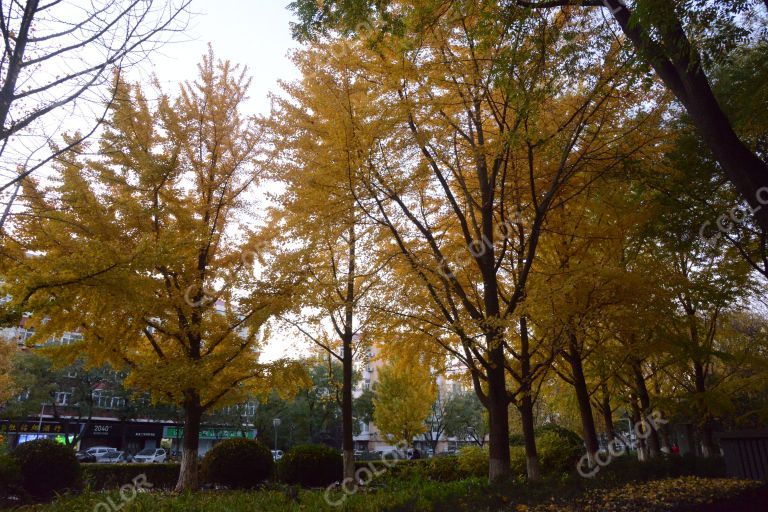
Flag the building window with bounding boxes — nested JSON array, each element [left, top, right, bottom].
[[243, 403, 256, 417], [16, 327, 35, 346], [110, 396, 126, 409], [92, 390, 109, 408], [58, 332, 83, 345], [55, 391, 71, 406]]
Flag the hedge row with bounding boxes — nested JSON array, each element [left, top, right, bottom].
[[2, 437, 728, 504], [82, 463, 180, 491]]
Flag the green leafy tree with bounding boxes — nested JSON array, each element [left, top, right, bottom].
[[444, 391, 490, 448]]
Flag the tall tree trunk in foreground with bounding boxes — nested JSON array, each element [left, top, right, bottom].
[[341, 331, 355, 486], [632, 362, 661, 458], [600, 383, 615, 442], [487, 338, 511, 483], [630, 396, 648, 462], [341, 223, 357, 487], [694, 360, 717, 457], [517, 0, 768, 232], [603, 0, 768, 232], [518, 317, 541, 481], [176, 392, 203, 492], [566, 333, 600, 462]]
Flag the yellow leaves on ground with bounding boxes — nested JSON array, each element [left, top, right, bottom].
[[529, 477, 761, 512]]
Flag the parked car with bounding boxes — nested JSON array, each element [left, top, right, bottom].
[[354, 450, 383, 461], [271, 449, 284, 461], [132, 447, 167, 463], [75, 450, 97, 463], [97, 451, 130, 464], [77, 446, 116, 462]]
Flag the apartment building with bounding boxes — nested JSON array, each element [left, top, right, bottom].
[[0, 321, 256, 456]]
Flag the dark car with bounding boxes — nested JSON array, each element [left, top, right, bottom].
[[75, 451, 97, 463]]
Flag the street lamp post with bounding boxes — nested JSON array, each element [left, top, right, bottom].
[[37, 403, 46, 435], [272, 418, 281, 453]]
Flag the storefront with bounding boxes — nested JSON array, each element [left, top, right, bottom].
[[80, 421, 165, 452], [125, 424, 164, 453], [0, 420, 77, 447], [162, 426, 257, 456], [79, 422, 121, 449], [1, 419, 253, 456]]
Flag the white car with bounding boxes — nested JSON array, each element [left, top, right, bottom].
[[97, 451, 129, 464], [271, 449, 284, 461], [132, 447, 167, 463], [86, 446, 118, 458]]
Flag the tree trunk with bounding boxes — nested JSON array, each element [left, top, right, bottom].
[[694, 360, 717, 457], [175, 393, 203, 492], [632, 361, 661, 458], [518, 397, 540, 481], [566, 333, 600, 460], [487, 342, 511, 483], [341, 222, 357, 486], [518, 317, 540, 481], [342, 331, 355, 487], [630, 397, 648, 462], [600, 383, 615, 442]]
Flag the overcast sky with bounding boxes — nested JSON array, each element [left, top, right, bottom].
[[137, 1, 301, 117]]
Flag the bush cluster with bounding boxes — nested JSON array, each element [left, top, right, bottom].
[[510, 424, 585, 477], [201, 438, 273, 489], [456, 446, 489, 478], [535, 424, 584, 473], [0, 451, 22, 501], [426, 455, 464, 482], [82, 463, 180, 490], [278, 444, 343, 487], [11, 439, 81, 500]]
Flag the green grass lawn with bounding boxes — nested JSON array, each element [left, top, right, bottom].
[[12, 477, 763, 512]]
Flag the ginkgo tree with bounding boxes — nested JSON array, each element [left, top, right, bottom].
[[316, 4, 666, 482], [289, 0, 768, 231], [0, 50, 307, 491], [265, 46, 392, 485], [373, 354, 437, 449], [0, 337, 16, 405]]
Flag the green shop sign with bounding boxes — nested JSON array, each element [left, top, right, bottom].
[[162, 426, 256, 440]]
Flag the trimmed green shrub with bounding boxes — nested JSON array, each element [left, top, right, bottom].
[[201, 438, 273, 489], [536, 424, 584, 447], [456, 446, 488, 478], [0, 452, 23, 500], [536, 425, 584, 474], [278, 444, 342, 487], [82, 463, 179, 490], [426, 455, 464, 482], [507, 425, 584, 477], [12, 439, 81, 500]]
